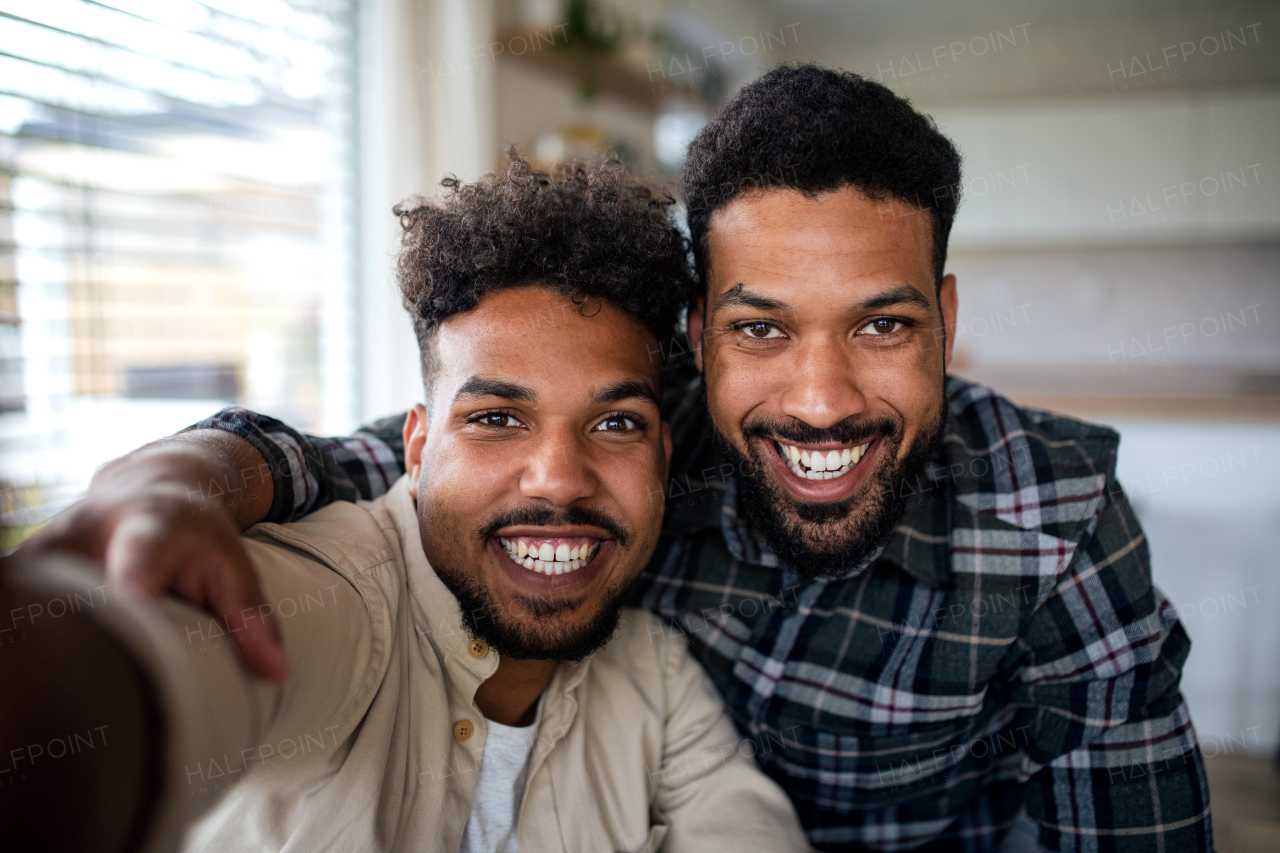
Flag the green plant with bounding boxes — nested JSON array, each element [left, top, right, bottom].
[[556, 0, 636, 101]]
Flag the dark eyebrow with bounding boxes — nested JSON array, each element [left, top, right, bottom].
[[710, 284, 791, 321], [452, 376, 536, 405], [710, 282, 934, 321], [856, 284, 934, 313], [592, 380, 659, 409]]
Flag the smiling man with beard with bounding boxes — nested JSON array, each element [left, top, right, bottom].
[[31, 67, 1212, 852], [3, 159, 809, 853]]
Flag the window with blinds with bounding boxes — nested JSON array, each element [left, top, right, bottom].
[[0, 0, 360, 547]]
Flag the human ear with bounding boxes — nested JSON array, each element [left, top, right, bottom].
[[687, 297, 706, 373], [661, 421, 673, 479], [403, 403, 428, 484], [939, 274, 958, 369]]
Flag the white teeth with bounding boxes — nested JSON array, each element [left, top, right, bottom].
[[500, 538, 600, 576], [778, 440, 872, 480]]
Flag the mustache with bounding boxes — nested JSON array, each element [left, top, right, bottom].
[[478, 504, 632, 550], [741, 414, 900, 447]]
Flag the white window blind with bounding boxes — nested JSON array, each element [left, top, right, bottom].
[[0, 0, 360, 547]]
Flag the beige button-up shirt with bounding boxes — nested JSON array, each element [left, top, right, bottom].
[[105, 476, 808, 853]]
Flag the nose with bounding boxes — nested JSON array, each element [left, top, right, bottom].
[[777, 337, 867, 429], [516, 427, 599, 507]]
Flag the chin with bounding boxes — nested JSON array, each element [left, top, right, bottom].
[[712, 404, 947, 580], [437, 550, 637, 663]]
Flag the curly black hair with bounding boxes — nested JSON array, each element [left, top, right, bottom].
[[395, 155, 694, 389], [682, 64, 962, 298]]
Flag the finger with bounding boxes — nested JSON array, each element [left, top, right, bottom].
[[102, 513, 289, 681], [102, 514, 180, 600], [21, 502, 112, 564], [201, 543, 290, 682]]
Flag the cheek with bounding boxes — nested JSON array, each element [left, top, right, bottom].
[[703, 353, 766, 428], [428, 443, 519, 497], [596, 447, 667, 537], [418, 450, 518, 541]]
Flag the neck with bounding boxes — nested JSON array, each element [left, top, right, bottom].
[[474, 657, 557, 727]]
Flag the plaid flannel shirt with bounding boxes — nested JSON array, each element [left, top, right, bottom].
[[193, 376, 1212, 853]]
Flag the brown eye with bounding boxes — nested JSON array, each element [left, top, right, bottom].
[[740, 321, 781, 339], [593, 415, 639, 432], [862, 318, 903, 335], [478, 413, 518, 428]]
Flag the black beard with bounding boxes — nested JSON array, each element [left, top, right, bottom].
[[711, 393, 947, 580], [436, 565, 633, 663], [430, 504, 635, 663]]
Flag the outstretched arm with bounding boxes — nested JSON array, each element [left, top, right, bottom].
[[1, 533, 380, 852], [23, 408, 409, 680], [0, 556, 165, 853]]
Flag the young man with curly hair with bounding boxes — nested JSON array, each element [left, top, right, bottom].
[[4, 159, 809, 853], [27, 66, 1211, 852]]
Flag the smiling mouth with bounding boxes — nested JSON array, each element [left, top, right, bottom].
[[498, 537, 602, 576], [774, 440, 873, 480]]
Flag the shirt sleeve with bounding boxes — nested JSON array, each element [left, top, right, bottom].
[[1011, 480, 1213, 852], [650, 623, 812, 852], [187, 407, 408, 523]]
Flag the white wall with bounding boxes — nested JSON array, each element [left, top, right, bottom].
[[1109, 419, 1280, 752], [931, 89, 1280, 248], [358, 0, 496, 425]]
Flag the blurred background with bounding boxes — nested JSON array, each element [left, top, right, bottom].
[[0, 0, 1276, 844]]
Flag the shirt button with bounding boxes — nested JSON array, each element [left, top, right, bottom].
[[453, 720, 474, 742], [467, 638, 489, 659]]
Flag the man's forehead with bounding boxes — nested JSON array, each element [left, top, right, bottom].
[[711, 187, 931, 245], [706, 187, 935, 295], [432, 288, 661, 401]]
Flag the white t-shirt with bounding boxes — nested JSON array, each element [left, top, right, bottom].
[[458, 696, 544, 853]]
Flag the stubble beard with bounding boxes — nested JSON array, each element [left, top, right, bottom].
[[420, 502, 636, 663], [710, 390, 947, 580]]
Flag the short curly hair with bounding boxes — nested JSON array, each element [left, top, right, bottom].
[[395, 155, 694, 391], [682, 64, 962, 298]]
